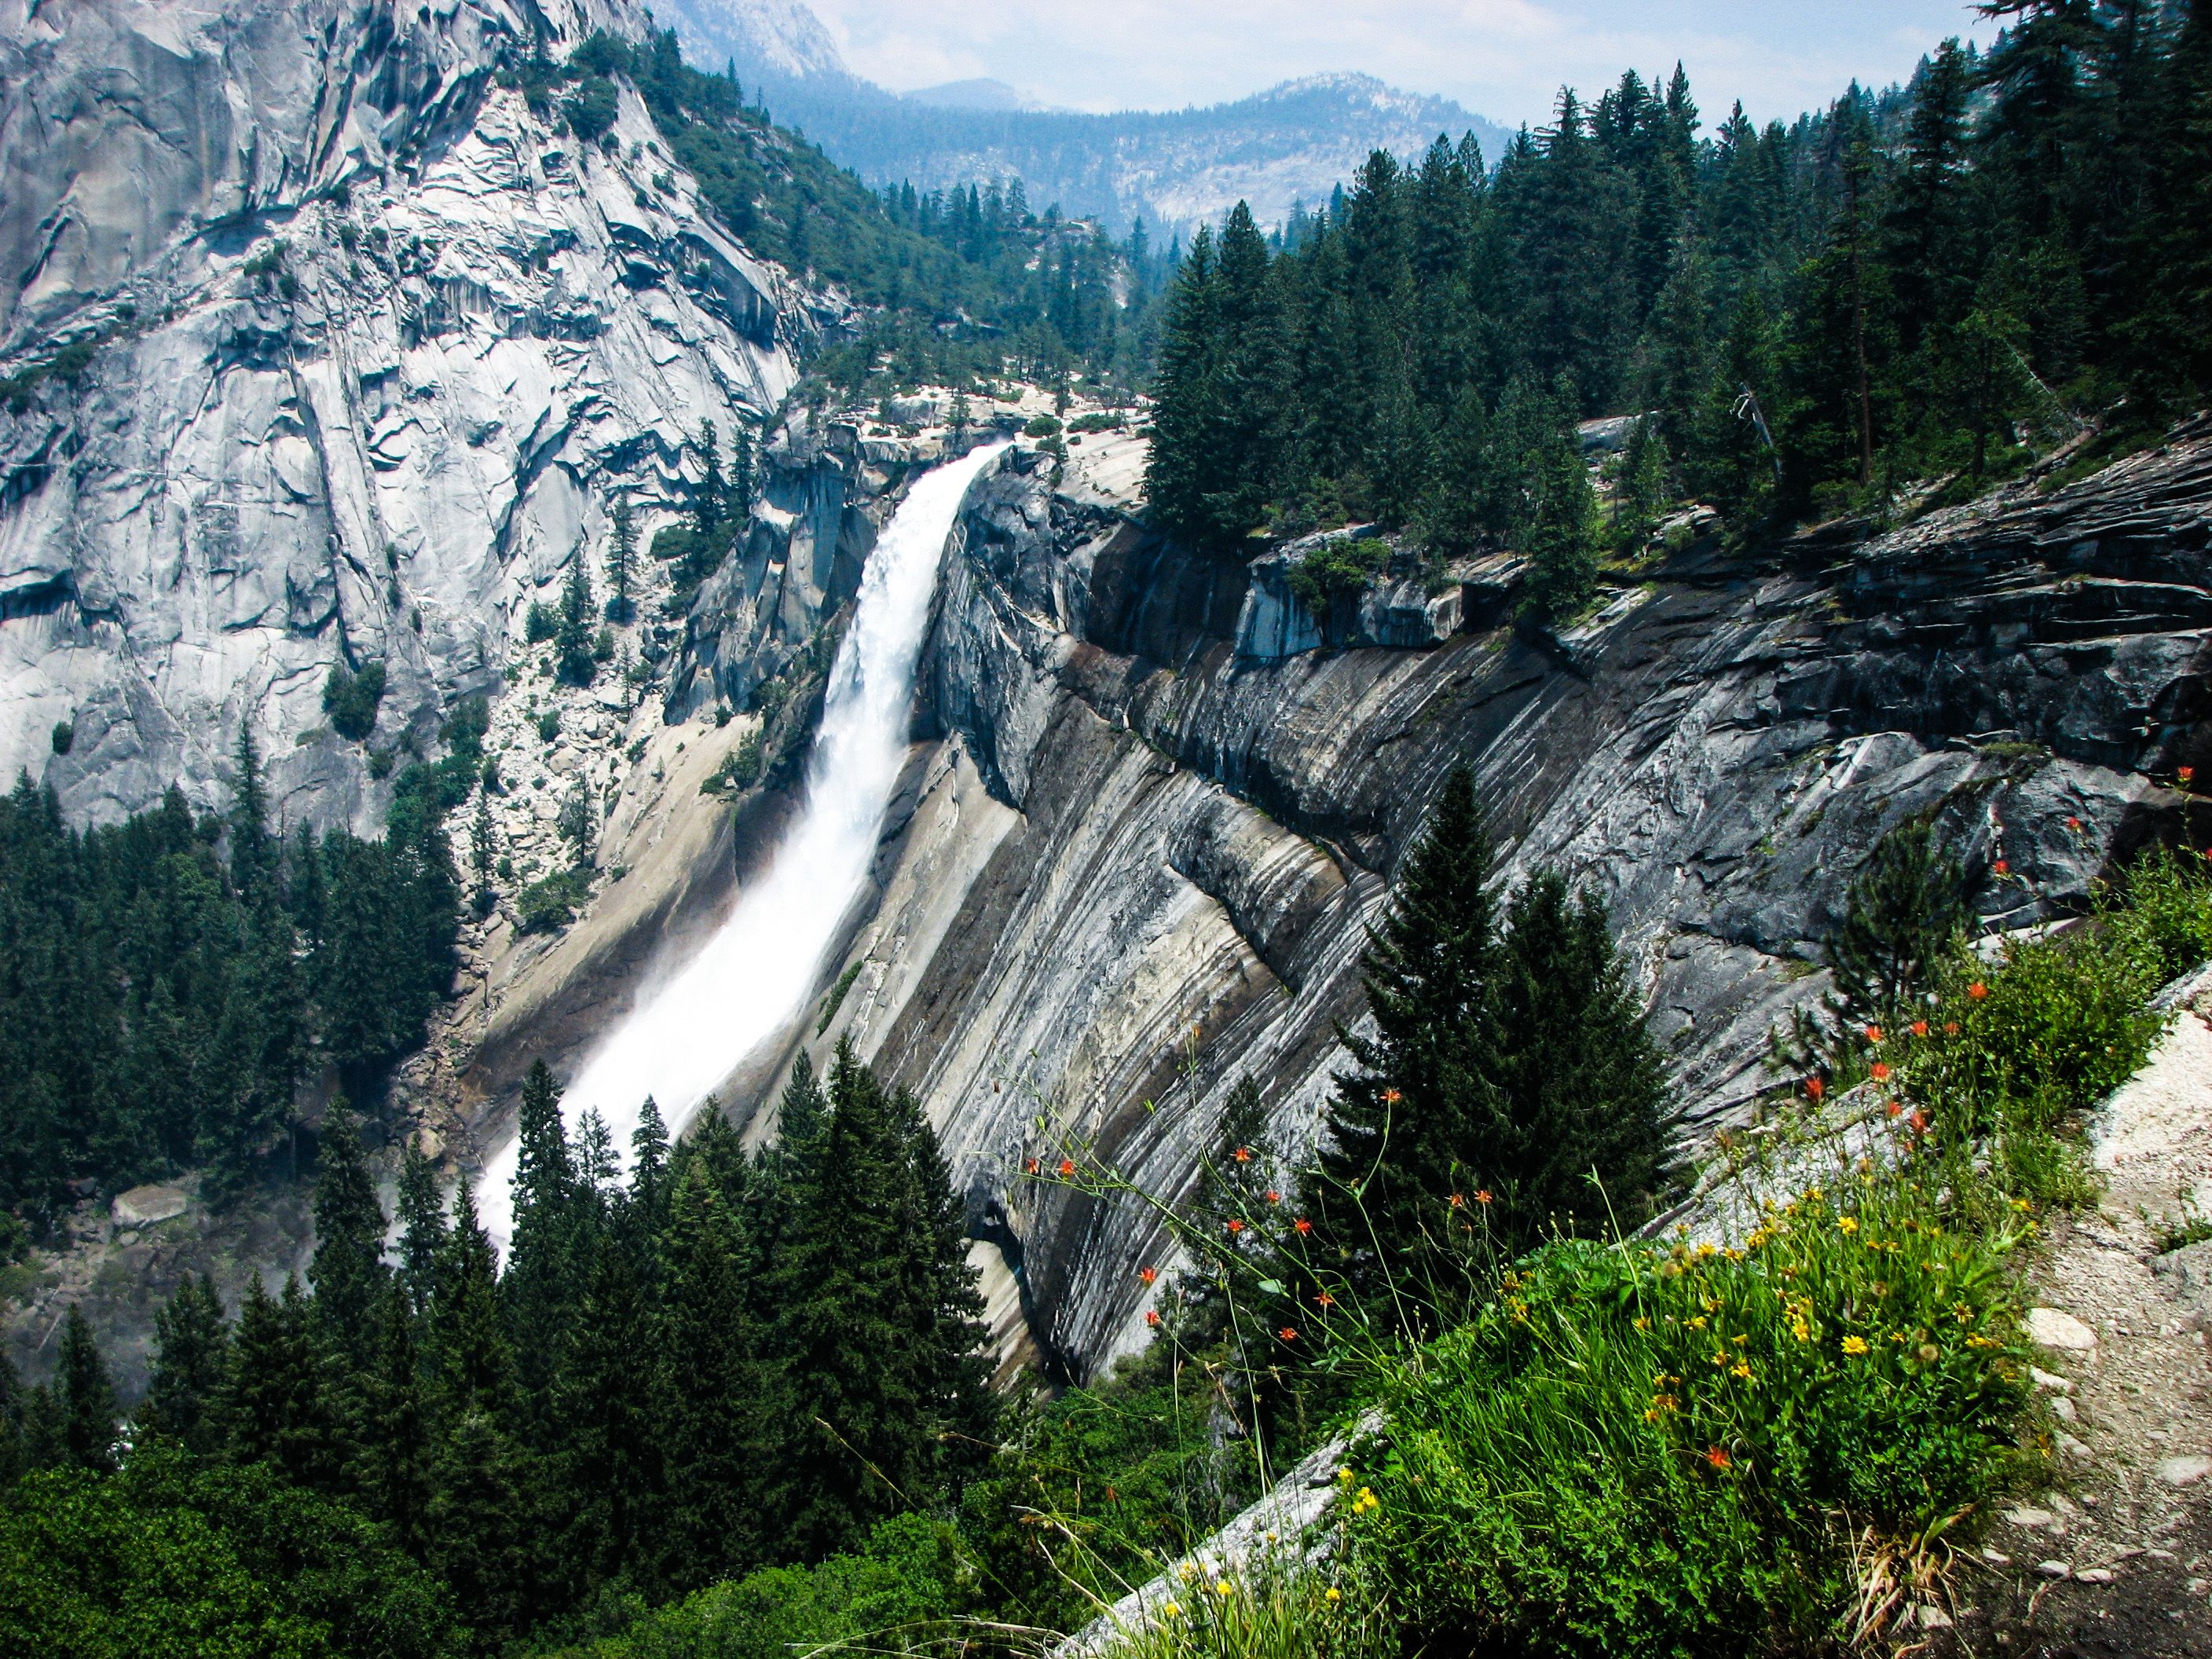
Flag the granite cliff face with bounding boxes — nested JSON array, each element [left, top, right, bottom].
[[0, 0, 819, 833], [782, 427, 2212, 1382]]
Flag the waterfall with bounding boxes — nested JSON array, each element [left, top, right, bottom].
[[477, 441, 1007, 1249]]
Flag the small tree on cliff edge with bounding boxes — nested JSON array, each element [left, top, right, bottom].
[[1316, 766, 1666, 1321]]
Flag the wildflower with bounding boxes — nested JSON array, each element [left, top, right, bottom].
[[1294, 1217, 1313, 1235], [1918, 1342, 1940, 1364], [1324, 1587, 1342, 1605], [1910, 1109, 1929, 1133], [1842, 1335, 1870, 1356], [1163, 1602, 1182, 1620], [1316, 1291, 1335, 1307], [1634, 1316, 1651, 1331], [1944, 1020, 1961, 1035], [1382, 1088, 1402, 1106], [2012, 1197, 2031, 1213], [1233, 1146, 1252, 1163], [1226, 1218, 1245, 1235], [1689, 1315, 1708, 1331], [1731, 1362, 1753, 1380], [1448, 1192, 1464, 1209], [1025, 1158, 1040, 1175], [1806, 1076, 1826, 1102], [1838, 1215, 1859, 1234], [2182, 766, 2197, 788], [1870, 1061, 1892, 1082], [1885, 1101, 1904, 1119], [1353, 1487, 1379, 1514], [1264, 1189, 1280, 1204], [1705, 1445, 1732, 1470], [1994, 859, 2010, 876], [1865, 1024, 1884, 1044], [1216, 1580, 1234, 1598], [2066, 815, 2083, 832], [1146, 1310, 1162, 1328], [1474, 1189, 1492, 1204], [1911, 1020, 1928, 1038], [1279, 1327, 1298, 1342], [1791, 1319, 1812, 1342], [1058, 1158, 1076, 1177], [1337, 1467, 1355, 1484], [1967, 981, 1988, 1001]]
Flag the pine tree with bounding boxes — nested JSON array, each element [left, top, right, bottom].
[[1316, 768, 1506, 1311], [1826, 819, 1969, 1027], [606, 493, 636, 624], [309, 1100, 389, 1375], [430, 1185, 514, 1423], [505, 1060, 582, 1409], [694, 422, 724, 541], [555, 1229, 658, 1591], [1143, 227, 1219, 545], [57, 1304, 118, 1472], [1518, 379, 1601, 623], [229, 723, 273, 896], [556, 547, 597, 687], [220, 1275, 346, 1493], [360, 1280, 437, 1555], [1885, 39, 1976, 353], [142, 1274, 231, 1455], [396, 1141, 449, 1318]]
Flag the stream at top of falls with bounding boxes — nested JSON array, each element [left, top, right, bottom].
[[477, 441, 1009, 1252]]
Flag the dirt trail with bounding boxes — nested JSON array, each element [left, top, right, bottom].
[[1948, 969, 2212, 1655]]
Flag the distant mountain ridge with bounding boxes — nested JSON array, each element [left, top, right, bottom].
[[648, 0, 1513, 233]]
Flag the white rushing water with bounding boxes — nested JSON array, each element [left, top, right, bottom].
[[478, 441, 1006, 1250]]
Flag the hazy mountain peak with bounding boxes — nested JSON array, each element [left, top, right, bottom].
[[650, 0, 848, 79], [903, 78, 1041, 112]]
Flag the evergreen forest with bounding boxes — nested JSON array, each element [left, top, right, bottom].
[[1147, 3, 2212, 621]]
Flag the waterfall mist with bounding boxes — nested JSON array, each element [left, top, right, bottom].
[[477, 441, 1007, 1249]]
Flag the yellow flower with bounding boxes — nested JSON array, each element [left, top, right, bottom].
[[1837, 1215, 1859, 1235], [1215, 1580, 1235, 1598], [1336, 1466, 1354, 1483], [1731, 1362, 1753, 1380], [1324, 1587, 1343, 1606], [1689, 1315, 1708, 1331], [1163, 1601, 1182, 1619], [1842, 1335, 1870, 1356], [1634, 1316, 1651, 1331]]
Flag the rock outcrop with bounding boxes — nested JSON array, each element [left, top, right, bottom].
[[782, 424, 2212, 1383], [0, 0, 817, 833]]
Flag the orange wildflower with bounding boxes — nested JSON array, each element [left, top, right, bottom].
[[1382, 1088, 1403, 1106], [1705, 1445, 1732, 1470], [1146, 1309, 1162, 1328], [2066, 815, 2083, 832], [1227, 1218, 1245, 1235], [1884, 1101, 1904, 1119], [1138, 1265, 1158, 1285], [1910, 1020, 1928, 1038], [1448, 1193, 1465, 1209], [1025, 1158, 1040, 1175], [1278, 1328, 1299, 1342], [1967, 982, 1988, 1001], [1865, 1024, 1884, 1044], [1315, 1291, 1335, 1307], [1805, 1076, 1826, 1102], [1265, 1189, 1281, 1204], [1870, 1061, 1892, 1082], [1294, 1217, 1313, 1235], [1232, 1147, 1253, 1163], [1994, 859, 2010, 876], [1059, 1158, 1077, 1177], [1943, 1020, 1961, 1035], [2181, 766, 2196, 787], [1474, 1189, 1492, 1205], [1909, 1109, 1929, 1133]]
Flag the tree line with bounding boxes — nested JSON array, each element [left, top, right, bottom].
[[1, 1047, 992, 1653], [0, 705, 483, 1230], [1148, 2, 2212, 616]]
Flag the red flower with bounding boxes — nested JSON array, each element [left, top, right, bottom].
[[1805, 1077, 1826, 1103], [2066, 816, 2083, 833], [1145, 1310, 1162, 1328], [1967, 982, 1988, 1002], [1058, 1159, 1076, 1177], [1910, 1020, 1928, 1038], [1705, 1445, 1732, 1471], [1943, 1020, 1961, 1035], [1227, 1218, 1245, 1235], [1138, 1265, 1157, 1285], [1474, 1189, 1492, 1205], [1315, 1291, 1335, 1307], [2181, 766, 2197, 787], [1294, 1217, 1313, 1236], [1994, 859, 2010, 876], [1864, 1024, 1884, 1044], [1382, 1088, 1403, 1106], [1025, 1158, 1040, 1175], [1278, 1328, 1299, 1342], [1884, 1101, 1904, 1119], [1870, 1061, 1892, 1082], [1264, 1189, 1281, 1204], [1909, 1109, 1929, 1133], [1232, 1147, 1253, 1163]]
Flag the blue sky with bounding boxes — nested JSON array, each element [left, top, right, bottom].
[[805, 1, 1992, 127]]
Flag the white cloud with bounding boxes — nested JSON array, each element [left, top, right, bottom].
[[805, 0, 1987, 126]]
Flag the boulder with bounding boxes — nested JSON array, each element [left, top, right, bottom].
[[111, 1185, 189, 1228]]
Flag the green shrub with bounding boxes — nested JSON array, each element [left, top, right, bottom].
[[49, 721, 72, 756], [565, 76, 619, 143], [322, 661, 386, 742], [1352, 1174, 2030, 1657], [537, 709, 562, 743], [1284, 538, 1386, 621], [1024, 413, 1064, 438], [569, 1514, 965, 1658], [518, 869, 591, 935], [698, 732, 764, 797], [526, 602, 560, 644]]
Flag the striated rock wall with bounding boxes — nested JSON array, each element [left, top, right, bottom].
[[785, 427, 2212, 1383], [0, 0, 819, 833]]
